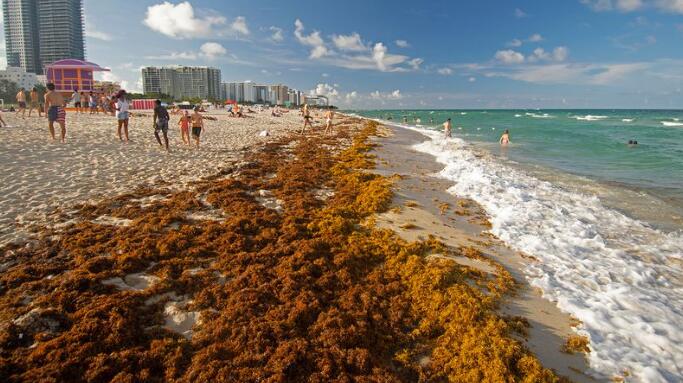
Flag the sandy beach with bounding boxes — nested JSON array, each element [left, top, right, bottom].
[[0, 114, 598, 381], [0, 109, 309, 246]]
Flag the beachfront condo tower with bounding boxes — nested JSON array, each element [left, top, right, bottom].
[[142, 66, 222, 101], [2, 0, 85, 74]]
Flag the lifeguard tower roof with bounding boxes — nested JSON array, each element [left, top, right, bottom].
[[45, 59, 110, 93]]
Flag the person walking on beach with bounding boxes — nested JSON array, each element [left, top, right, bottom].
[[15, 88, 27, 118], [178, 110, 191, 145], [88, 92, 98, 114], [191, 107, 204, 148], [301, 104, 313, 134], [71, 89, 81, 110], [324, 109, 335, 134], [0, 110, 7, 127], [108, 95, 117, 117], [444, 118, 452, 138], [44, 83, 66, 142], [28, 87, 43, 117], [80, 92, 88, 114], [116, 91, 130, 142], [153, 99, 170, 151], [499, 129, 510, 145]]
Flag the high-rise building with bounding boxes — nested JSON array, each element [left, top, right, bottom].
[[142, 66, 221, 100], [2, 0, 85, 74]]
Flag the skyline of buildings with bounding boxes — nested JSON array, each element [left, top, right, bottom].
[[2, 0, 85, 75], [142, 65, 221, 100]]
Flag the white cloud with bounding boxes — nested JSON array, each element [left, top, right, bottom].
[[395, 39, 410, 48], [332, 32, 366, 51], [507, 38, 523, 47], [85, 21, 113, 41], [468, 77, 477, 82], [581, 0, 683, 13], [322, 73, 329, 77], [310, 83, 339, 102], [294, 19, 329, 59], [145, 51, 198, 60], [408, 58, 424, 70], [231, 16, 250, 35], [553, 46, 569, 61], [143, 1, 226, 39], [199, 42, 227, 59], [437, 67, 453, 75], [528, 33, 544, 42], [495, 49, 525, 64], [344, 91, 358, 103], [269, 26, 284, 42], [370, 89, 402, 100], [485, 62, 648, 85], [527, 46, 570, 62], [514, 8, 528, 17]]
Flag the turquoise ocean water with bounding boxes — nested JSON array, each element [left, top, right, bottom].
[[341, 111, 683, 380], [349, 109, 683, 232]]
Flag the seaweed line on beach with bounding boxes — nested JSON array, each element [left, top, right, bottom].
[[0, 119, 567, 382]]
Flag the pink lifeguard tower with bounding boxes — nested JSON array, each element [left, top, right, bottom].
[[44, 59, 110, 94]]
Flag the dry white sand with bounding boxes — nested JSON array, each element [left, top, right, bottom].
[[0, 109, 310, 246]]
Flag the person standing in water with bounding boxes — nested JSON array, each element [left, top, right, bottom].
[[15, 88, 27, 118], [499, 129, 511, 145], [28, 87, 43, 117], [191, 107, 204, 148], [153, 99, 170, 151], [116, 90, 130, 142], [443, 118, 452, 138], [301, 103, 313, 134], [178, 110, 191, 145], [44, 83, 66, 142]]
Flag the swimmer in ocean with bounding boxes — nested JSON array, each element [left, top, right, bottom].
[[499, 129, 510, 145]]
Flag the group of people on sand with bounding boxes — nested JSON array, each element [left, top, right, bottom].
[[13, 87, 45, 119], [71, 89, 117, 115], [154, 101, 205, 151], [301, 103, 335, 135], [443, 117, 511, 145]]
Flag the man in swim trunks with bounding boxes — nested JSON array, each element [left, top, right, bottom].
[[28, 87, 43, 117], [44, 83, 66, 142], [301, 104, 313, 134], [153, 99, 170, 151], [191, 107, 204, 148], [15, 88, 27, 118]]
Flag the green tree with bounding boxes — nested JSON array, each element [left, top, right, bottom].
[[0, 79, 19, 105]]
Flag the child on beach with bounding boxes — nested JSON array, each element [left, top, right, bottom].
[[153, 99, 170, 151], [179, 111, 191, 145], [116, 91, 130, 143], [44, 83, 66, 142], [191, 107, 204, 148], [499, 129, 510, 145], [444, 118, 452, 138]]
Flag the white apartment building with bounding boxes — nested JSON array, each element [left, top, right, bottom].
[[0, 66, 42, 89]]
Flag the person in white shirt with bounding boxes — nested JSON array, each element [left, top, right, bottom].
[[115, 90, 130, 142]]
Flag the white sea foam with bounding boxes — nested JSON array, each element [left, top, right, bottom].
[[574, 115, 608, 121], [403, 125, 683, 382], [662, 121, 683, 127], [525, 112, 554, 119], [622, 118, 635, 122]]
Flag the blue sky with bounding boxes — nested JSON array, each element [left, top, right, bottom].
[[5, 0, 683, 108]]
